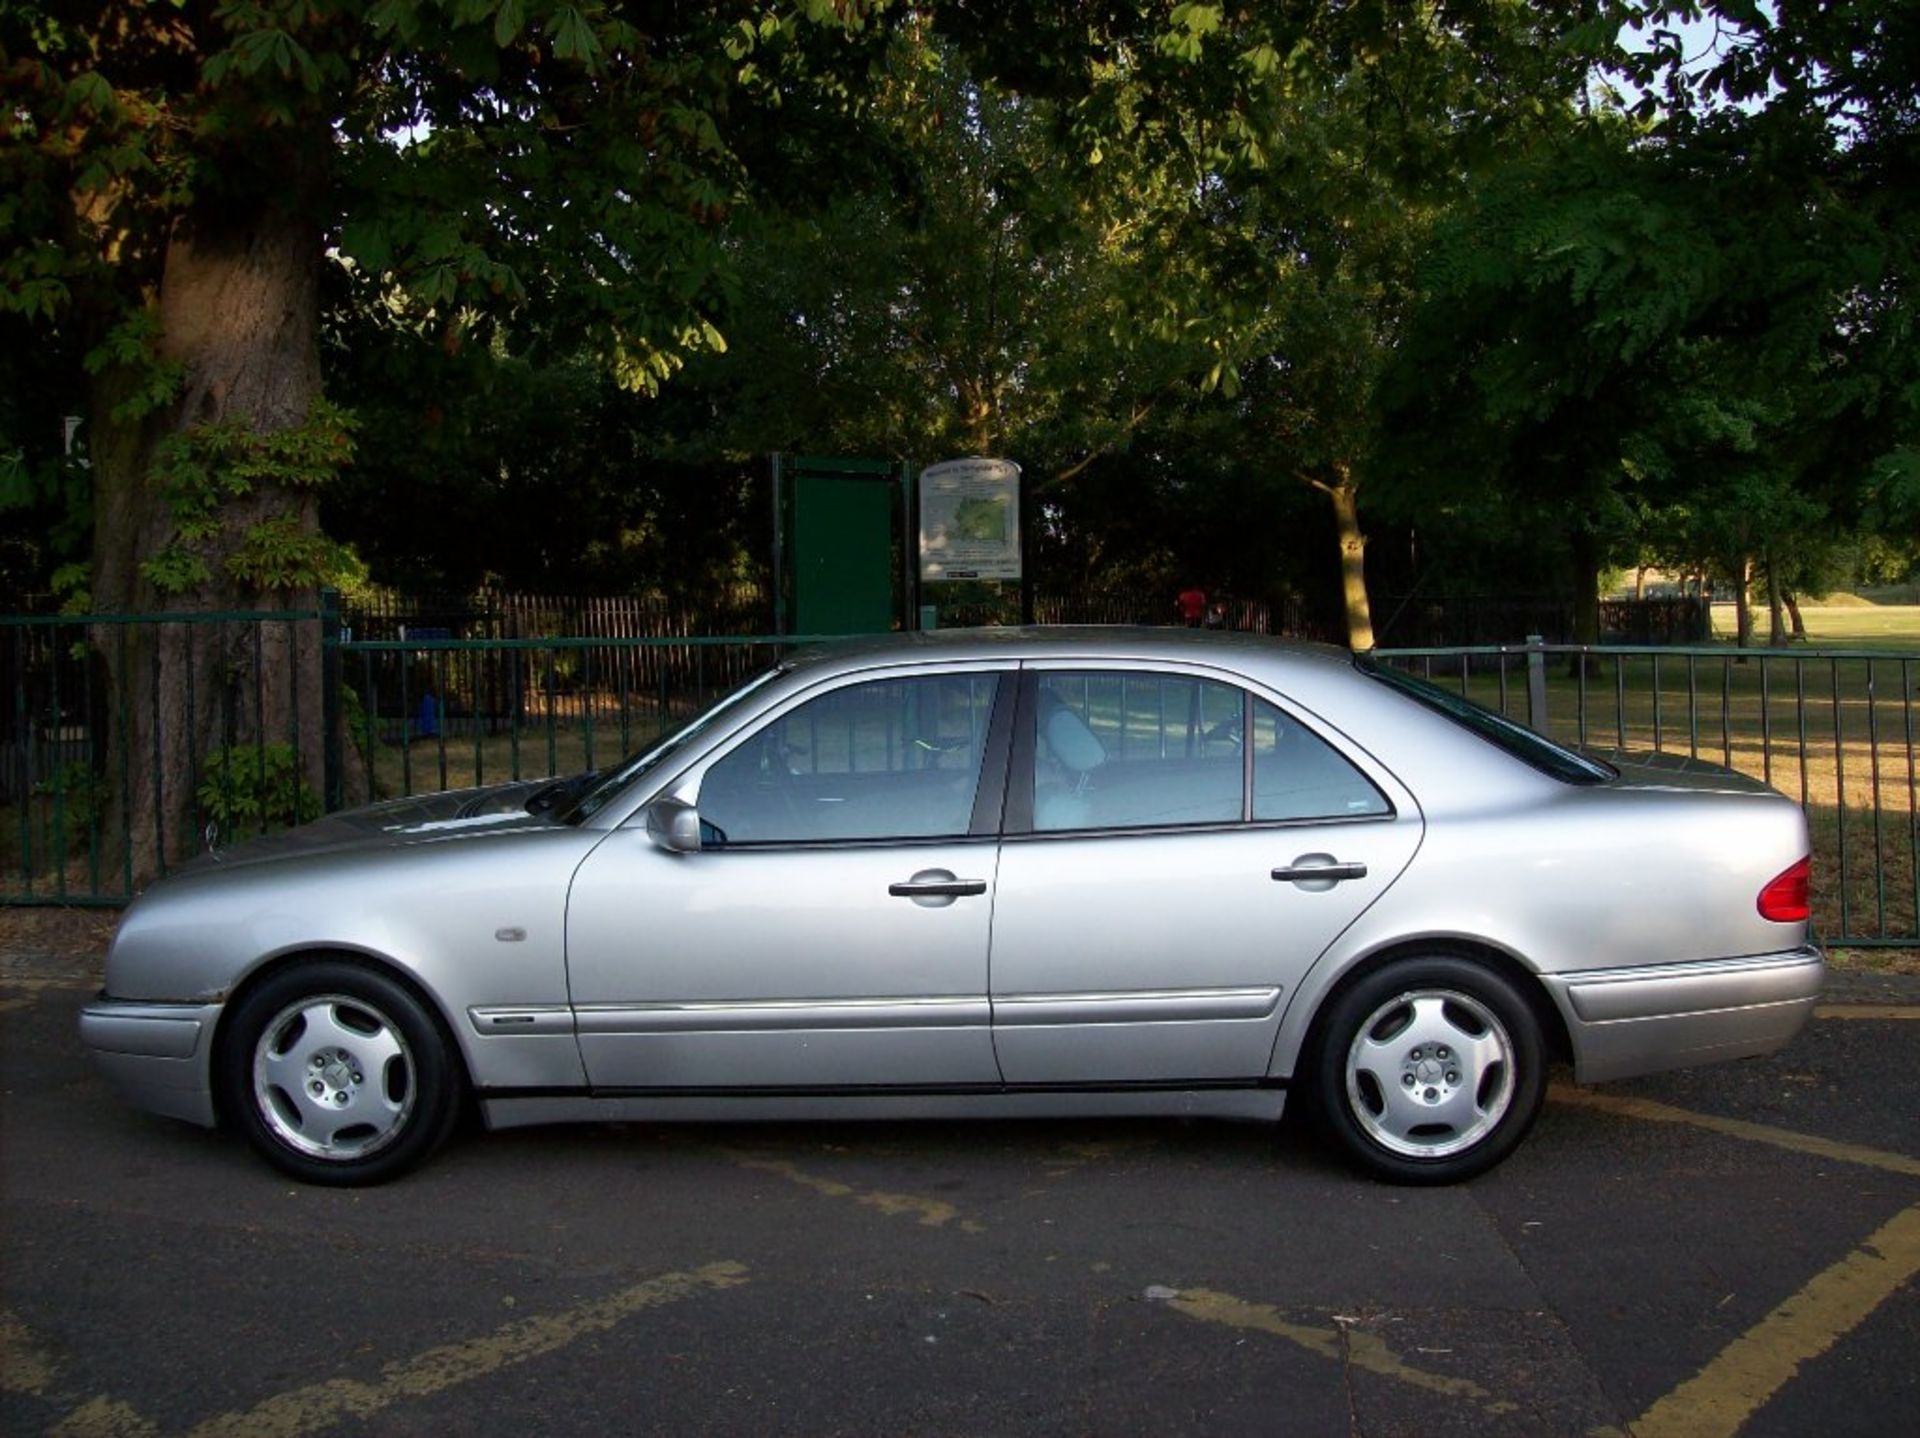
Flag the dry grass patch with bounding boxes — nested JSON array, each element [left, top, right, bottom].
[[1825, 948, 1920, 977]]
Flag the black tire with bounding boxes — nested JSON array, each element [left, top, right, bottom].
[[1309, 956, 1546, 1185], [219, 960, 461, 1185]]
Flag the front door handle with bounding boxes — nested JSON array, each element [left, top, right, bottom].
[[1271, 857, 1368, 887], [889, 870, 987, 905]]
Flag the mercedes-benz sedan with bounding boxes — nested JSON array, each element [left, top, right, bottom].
[[81, 629, 1823, 1185]]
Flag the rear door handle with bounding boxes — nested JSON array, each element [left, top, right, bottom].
[[1271, 859, 1368, 885]]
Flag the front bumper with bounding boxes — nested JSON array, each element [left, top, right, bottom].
[[1543, 947, 1825, 1084], [79, 997, 224, 1127]]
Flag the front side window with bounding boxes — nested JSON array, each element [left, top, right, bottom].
[[1029, 672, 1389, 832], [698, 673, 1000, 845]]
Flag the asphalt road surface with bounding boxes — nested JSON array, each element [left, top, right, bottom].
[[4, 956, 1917, 1437]]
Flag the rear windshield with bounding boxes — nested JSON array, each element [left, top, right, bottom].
[[1358, 658, 1615, 785]]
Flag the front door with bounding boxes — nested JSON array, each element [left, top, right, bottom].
[[565, 668, 1011, 1091]]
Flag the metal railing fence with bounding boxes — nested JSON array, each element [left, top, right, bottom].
[[4, 613, 1916, 947], [331, 632, 800, 813], [2, 609, 321, 906], [2, 605, 809, 906], [1375, 637, 1918, 948]]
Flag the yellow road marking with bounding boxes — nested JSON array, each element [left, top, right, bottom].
[[729, 1153, 986, 1232], [1815, 1004, 1920, 1021], [1630, 1203, 1920, 1438], [179, 1261, 748, 1438], [1547, 1084, 1920, 1179], [0, 1308, 55, 1395], [47, 1397, 159, 1437], [0, 997, 32, 1015], [5, 1311, 159, 1437], [1164, 1289, 1516, 1415]]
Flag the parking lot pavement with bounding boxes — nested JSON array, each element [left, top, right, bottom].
[[3, 968, 1917, 1437]]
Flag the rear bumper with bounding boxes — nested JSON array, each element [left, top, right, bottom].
[[1543, 947, 1824, 1084], [78, 997, 223, 1128]]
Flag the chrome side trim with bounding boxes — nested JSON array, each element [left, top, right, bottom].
[[991, 987, 1282, 1027], [573, 996, 990, 1035], [467, 1005, 576, 1036], [78, 1005, 209, 1059], [1559, 950, 1825, 1023]]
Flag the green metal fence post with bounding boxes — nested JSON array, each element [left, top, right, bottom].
[[1525, 634, 1548, 731], [320, 588, 344, 812]]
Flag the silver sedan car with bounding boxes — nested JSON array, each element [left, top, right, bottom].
[[80, 629, 1823, 1185]]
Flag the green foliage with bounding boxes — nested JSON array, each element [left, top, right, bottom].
[[82, 313, 184, 425], [197, 743, 321, 834], [339, 682, 380, 762], [225, 516, 355, 591], [33, 760, 107, 844], [154, 399, 356, 520], [49, 564, 91, 614], [1378, 24, 1917, 624], [141, 400, 357, 594], [2, 0, 1912, 632]]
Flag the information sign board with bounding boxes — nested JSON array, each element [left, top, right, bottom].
[[918, 458, 1022, 582]]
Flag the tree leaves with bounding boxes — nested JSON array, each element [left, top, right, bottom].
[[546, 6, 601, 65]]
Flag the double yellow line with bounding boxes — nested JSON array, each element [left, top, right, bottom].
[[1550, 1077, 1920, 1438]]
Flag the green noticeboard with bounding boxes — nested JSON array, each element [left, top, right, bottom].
[[791, 472, 897, 635]]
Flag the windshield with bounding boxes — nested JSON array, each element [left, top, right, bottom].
[[1358, 657, 1615, 785], [562, 664, 788, 823]]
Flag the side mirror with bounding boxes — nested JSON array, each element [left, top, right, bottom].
[[644, 797, 702, 854]]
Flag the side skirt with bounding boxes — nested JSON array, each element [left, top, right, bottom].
[[478, 1083, 1288, 1131]]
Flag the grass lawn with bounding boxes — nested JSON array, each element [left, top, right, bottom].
[[1713, 601, 1920, 650]]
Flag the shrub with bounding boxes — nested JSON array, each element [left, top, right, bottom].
[[32, 760, 107, 849], [198, 743, 321, 836]]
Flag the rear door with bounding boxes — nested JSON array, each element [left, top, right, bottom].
[[989, 665, 1421, 1084]]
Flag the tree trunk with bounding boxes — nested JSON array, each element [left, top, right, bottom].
[[90, 186, 330, 884], [1785, 590, 1807, 642], [1733, 556, 1754, 650], [1765, 550, 1787, 646], [1320, 466, 1374, 650]]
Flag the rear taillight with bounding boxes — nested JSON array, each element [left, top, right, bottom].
[[1758, 857, 1811, 923]]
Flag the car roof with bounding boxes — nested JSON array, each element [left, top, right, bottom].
[[784, 626, 1356, 673]]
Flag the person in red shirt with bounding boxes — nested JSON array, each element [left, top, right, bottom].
[[1176, 584, 1207, 626]]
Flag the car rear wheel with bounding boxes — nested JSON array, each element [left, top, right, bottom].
[[220, 961, 460, 1185], [1310, 957, 1546, 1185]]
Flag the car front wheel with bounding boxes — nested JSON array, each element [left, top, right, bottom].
[[220, 960, 460, 1185], [1310, 957, 1546, 1185]]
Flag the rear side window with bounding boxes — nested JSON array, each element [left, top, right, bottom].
[[1252, 699, 1390, 820], [1359, 659, 1613, 784], [1027, 672, 1389, 832]]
